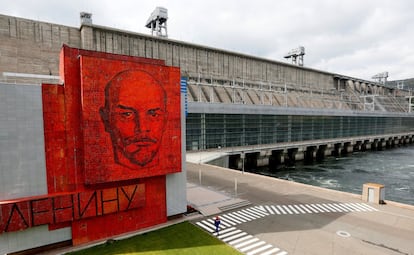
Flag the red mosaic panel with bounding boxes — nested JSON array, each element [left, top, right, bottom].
[[71, 176, 165, 245], [31, 45, 181, 244], [0, 183, 146, 234], [80, 55, 181, 184]]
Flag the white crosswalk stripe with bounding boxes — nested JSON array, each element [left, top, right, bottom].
[[265, 205, 274, 215], [238, 210, 258, 220], [315, 204, 330, 213], [219, 218, 233, 228], [259, 202, 378, 216], [249, 207, 269, 217], [276, 251, 288, 255], [310, 204, 324, 213], [323, 203, 339, 212], [344, 203, 361, 211], [240, 241, 266, 252], [242, 208, 265, 219], [232, 211, 252, 222], [217, 229, 242, 239], [234, 237, 259, 249], [256, 205, 267, 212], [229, 212, 248, 223], [195, 221, 214, 232], [222, 232, 248, 242], [282, 205, 293, 214], [333, 204, 346, 212], [247, 244, 273, 255], [228, 234, 253, 245], [350, 202, 367, 211], [304, 204, 319, 213], [213, 226, 235, 235], [261, 247, 281, 255], [298, 204, 312, 213], [220, 214, 239, 225], [276, 205, 287, 214], [287, 205, 300, 214], [357, 203, 378, 211], [293, 204, 306, 214], [271, 205, 281, 214]]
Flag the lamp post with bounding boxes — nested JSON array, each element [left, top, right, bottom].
[[241, 151, 245, 174]]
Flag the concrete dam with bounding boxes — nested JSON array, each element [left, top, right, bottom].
[[1, 13, 414, 167], [1, 12, 414, 253]]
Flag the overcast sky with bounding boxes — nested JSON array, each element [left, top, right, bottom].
[[1, 0, 413, 81]]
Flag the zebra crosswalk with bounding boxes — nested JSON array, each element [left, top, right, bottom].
[[213, 226, 287, 255], [194, 202, 378, 255], [262, 202, 378, 215]]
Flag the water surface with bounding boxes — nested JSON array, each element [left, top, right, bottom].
[[254, 146, 414, 205]]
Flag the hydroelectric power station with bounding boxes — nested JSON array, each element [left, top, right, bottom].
[[1, 11, 414, 253]]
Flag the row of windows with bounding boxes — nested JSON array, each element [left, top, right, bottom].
[[186, 113, 414, 150]]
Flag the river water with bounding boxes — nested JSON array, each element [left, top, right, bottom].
[[254, 145, 414, 206]]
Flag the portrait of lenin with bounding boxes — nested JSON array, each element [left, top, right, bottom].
[[79, 54, 181, 184], [100, 70, 167, 170]]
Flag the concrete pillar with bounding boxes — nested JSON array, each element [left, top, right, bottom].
[[371, 139, 379, 150], [362, 140, 371, 151], [341, 142, 353, 155], [245, 152, 259, 170], [295, 150, 305, 161], [386, 138, 393, 148], [353, 141, 362, 151], [256, 151, 270, 167], [345, 80, 360, 91], [80, 24, 94, 50], [357, 82, 362, 92], [287, 148, 304, 163], [325, 144, 334, 156], [351, 80, 359, 92], [316, 145, 327, 161], [332, 143, 342, 157], [305, 146, 317, 163], [256, 157, 269, 167], [378, 139, 386, 150], [270, 150, 285, 168], [393, 137, 400, 146]]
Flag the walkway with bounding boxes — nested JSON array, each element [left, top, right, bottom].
[[187, 162, 414, 255]]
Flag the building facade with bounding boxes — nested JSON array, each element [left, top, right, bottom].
[[1, 13, 414, 253]]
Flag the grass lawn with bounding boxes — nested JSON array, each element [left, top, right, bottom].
[[66, 221, 243, 255]]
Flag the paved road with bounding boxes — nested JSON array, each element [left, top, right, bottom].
[[187, 162, 414, 255]]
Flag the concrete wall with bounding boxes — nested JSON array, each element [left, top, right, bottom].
[[0, 83, 71, 254], [0, 13, 396, 99], [82, 25, 335, 90], [0, 84, 46, 199], [0, 14, 80, 84]]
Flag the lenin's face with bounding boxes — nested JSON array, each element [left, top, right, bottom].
[[100, 70, 167, 169]]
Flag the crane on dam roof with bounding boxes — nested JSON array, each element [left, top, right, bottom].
[[145, 7, 168, 38], [284, 46, 305, 66], [372, 72, 389, 84]]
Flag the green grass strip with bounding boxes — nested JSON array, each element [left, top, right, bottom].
[[67, 221, 242, 255]]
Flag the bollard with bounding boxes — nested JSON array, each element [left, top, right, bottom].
[[235, 178, 238, 197]]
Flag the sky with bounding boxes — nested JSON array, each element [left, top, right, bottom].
[[1, 0, 413, 81]]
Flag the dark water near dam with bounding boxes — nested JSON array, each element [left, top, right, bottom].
[[252, 146, 414, 206]]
